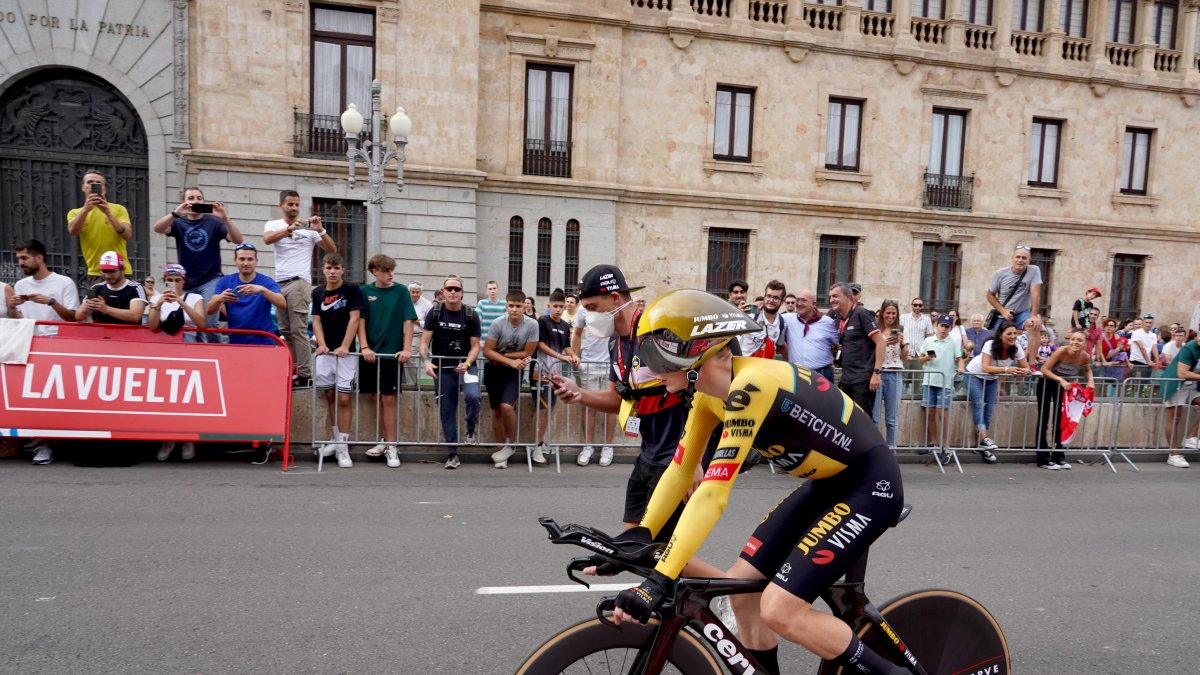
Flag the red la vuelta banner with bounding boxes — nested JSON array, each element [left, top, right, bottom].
[[1, 331, 290, 441]]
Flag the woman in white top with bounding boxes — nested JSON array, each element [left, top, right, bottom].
[[147, 263, 206, 343], [946, 309, 966, 358], [872, 300, 906, 449], [965, 320, 1032, 463]]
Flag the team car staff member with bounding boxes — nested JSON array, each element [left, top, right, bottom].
[[610, 290, 906, 675]]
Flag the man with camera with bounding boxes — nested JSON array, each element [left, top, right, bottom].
[[67, 170, 132, 288], [152, 187, 244, 307], [262, 190, 337, 388], [7, 239, 79, 336]]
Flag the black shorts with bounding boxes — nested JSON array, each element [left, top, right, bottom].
[[485, 364, 521, 409], [531, 377, 556, 410], [624, 456, 670, 523], [358, 356, 401, 395], [738, 445, 903, 602]]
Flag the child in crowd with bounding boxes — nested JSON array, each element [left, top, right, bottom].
[[1036, 330, 1057, 365], [920, 315, 964, 465]]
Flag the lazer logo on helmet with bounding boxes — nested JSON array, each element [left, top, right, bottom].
[[691, 320, 748, 337]]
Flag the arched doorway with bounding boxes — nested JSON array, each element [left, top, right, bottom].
[[0, 68, 149, 284]]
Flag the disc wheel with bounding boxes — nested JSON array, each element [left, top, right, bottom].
[[516, 616, 723, 675]]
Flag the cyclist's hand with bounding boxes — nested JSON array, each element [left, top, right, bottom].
[[613, 571, 672, 625]]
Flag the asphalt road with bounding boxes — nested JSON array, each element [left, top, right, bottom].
[[1, 455, 1197, 674]]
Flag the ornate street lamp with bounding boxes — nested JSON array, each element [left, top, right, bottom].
[[341, 79, 412, 254]]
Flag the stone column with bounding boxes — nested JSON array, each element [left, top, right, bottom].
[[947, 0, 966, 46], [1134, 0, 1159, 72], [1180, 1, 1199, 74], [843, 0, 867, 45], [993, 0, 1016, 54], [1045, 0, 1066, 60], [894, 0, 919, 47], [1087, 0, 1111, 64]]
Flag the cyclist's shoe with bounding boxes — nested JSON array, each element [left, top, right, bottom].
[[981, 436, 999, 450], [366, 443, 387, 457], [974, 449, 998, 464], [599, 446, 614, 467], [1056, 460, 1072, 470], [577, 445, 594, 467], [1167, 454, 1190, 468], [491, 445, 515, 464], [444, 454, 461, 470], [385, 445, 401, 468], [531, 444, 549, 466], [1040, 462, 1060, 470]]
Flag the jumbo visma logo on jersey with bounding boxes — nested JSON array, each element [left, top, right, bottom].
[[796, 503, 873, 556]]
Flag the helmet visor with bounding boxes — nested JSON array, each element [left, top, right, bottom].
[[635, 330, 730, 376]]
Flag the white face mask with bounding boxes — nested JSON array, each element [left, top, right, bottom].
[[587, 299, 636, 338]]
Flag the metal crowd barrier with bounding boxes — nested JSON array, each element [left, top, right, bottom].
[[298, 353, 636, 472]]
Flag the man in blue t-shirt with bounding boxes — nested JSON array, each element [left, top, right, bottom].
[[206, 244, 286, 346], [152, 187, 245, 299]]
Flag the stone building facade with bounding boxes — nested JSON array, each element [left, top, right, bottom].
[[2, 0, 1197, 323]]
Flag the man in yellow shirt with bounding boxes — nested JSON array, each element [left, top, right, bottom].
[[66, 170, 132, 286]]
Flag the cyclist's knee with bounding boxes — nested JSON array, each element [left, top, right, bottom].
[[759, 585, 814, 635]]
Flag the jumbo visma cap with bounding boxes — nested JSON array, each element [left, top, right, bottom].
[[634, 289, 760, 375]]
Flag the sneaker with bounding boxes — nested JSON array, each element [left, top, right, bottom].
[[366, 443, 387, 457], [181, 442, 196, 461], [291, 375, 312, 389], [981, 437, 999, 451], [1183, 437, 1199, 449], [577, 445, 595, 466], [465, 430, 478, 445], [599, 446, 614, 467], [1040, 462, 1060, 470], [495, 458, 508, 469], [916, 447, 933, 456], [1056, 461, 1072, 470], [157, 442, 176, 462], [335, 444, 353, 468], [316, 443, 336, 459], [491, 445, 515, 465], [384, 445, 400, 468], [1167, 454, 1190, 468], [531, 444, 548, 466], [444, 454, 461, 470], [937, 450, 953, 466], [974, 449, 998, 464], [31, 446, 53, 465]]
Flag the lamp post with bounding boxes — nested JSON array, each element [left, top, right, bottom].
[[340, 79, 412, 255]]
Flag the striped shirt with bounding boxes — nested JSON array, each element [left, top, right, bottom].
[[476, 299, 506, 342]]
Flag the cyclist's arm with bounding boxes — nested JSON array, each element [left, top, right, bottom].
[[640, 394, 723, 538], [653, 375, 779, 580]]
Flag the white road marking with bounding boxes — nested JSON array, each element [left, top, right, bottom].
[[475, 583, 632, 595]]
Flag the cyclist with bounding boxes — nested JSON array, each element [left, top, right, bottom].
[[611, 289, 906, 675]]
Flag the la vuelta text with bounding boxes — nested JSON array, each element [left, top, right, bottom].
[[21, 364, 207, 404]]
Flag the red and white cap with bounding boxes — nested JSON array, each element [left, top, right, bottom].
[[98, 251, 125, 270]]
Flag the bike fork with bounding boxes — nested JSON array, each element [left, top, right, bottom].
[[630, 614, 689, 675]]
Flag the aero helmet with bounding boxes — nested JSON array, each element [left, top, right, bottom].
[[634, 289, 760, 375]]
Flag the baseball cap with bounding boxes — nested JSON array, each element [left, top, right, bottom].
[[408, 280, 423, 289], [1143, 313, 1155, 319], [579, 264, 644, 298], [98, 251, 124, 270], [1088, 287, 1102, 297], [162, 263, 187, 278], [937, 314, 954, 326], [848, 282, 863, 296]]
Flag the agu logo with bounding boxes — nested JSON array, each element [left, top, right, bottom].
[[872, 480, 894, 498]]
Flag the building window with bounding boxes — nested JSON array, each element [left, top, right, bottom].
[[1012, 0, 1044, 30], [1109, 255, 1145, 321], [312, 198, 366, 285], [1120, 127, 1152, 195], [914, 0, 945, 18], [816, 236, 858, 305], [1030, 248, 1056, 319], [536, 218, 553, 296], [564, 219, 580, 292], [966, 0, 992, 24], [863, 0, 892, 9], [1027, 118, 1062, 187], [1060, 0, 1088, 36], [714, 85, 754, 162], [706, 228, 750, 298], [524, 64, 573, 178], [825, 98, 863, 171], [1110, 0, 1136, 42], [919, 242, 962, 311], [508, 216, 524, 292], [925, 109, 972, 210], [1152, 1, 1177, 48], [308, 7, 374, 156]]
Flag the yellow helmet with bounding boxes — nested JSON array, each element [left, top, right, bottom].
[[634, 289, 761, 375]]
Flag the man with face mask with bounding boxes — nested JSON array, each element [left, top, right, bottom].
[[553, 265, 691, 534]]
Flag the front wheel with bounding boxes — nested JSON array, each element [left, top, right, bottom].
[[819, 589, 1011, 675], [515, 616, 722, 675]]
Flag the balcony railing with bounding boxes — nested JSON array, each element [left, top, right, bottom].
[[911, 17, 947, 45], [630, 0, 671, 9], [1154, 49, 1181, 73], [1010, 30, 1045, 56], [749, 0, 788, 24], [803, 3, 843, 32], [965, 25, 997, 51], [860, 11, 895, 38], [691, 0, 731, 17], [924, 172, 974, 211], [1106, 42, 1138, 68], [293, 109, 371, 159], [523, 138, 572, 178], [1062, 36, 1091, 62]]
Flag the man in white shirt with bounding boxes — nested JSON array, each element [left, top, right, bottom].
[[262, 189, 336, 387], [1128, 313, 1161, 379], [777, 289, 839, 382], [409, 280, 434, 349], [7, 239, 79, 336], [899, 297, 934, 367], [739, 280, 786, 359]]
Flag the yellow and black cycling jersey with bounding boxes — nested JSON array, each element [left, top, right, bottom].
[[639, 357, 888, 580]]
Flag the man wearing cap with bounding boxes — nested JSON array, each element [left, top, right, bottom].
[[75, 251, 146, 325], [986, 245, 1043, 332], [1071, 287, 1102, 331], [207, 244, 287, 346], [553, 264, 692, 534], [1128, 313, 1161, 379], [67, 170, 132, 288]]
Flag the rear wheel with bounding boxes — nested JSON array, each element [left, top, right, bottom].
[[820, 589, 1011, 675], [516, 617, 722, 675]]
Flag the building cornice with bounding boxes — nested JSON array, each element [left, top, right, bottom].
[[181, 150, 487, 188]]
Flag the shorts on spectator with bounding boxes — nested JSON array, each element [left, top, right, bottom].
[[581, 361, 610, 390], [315, 354, 357, 392], [1165, 382, 1200, 407], [359, 355, 401, 395], [922, 384, 952, 409], [485, 363, 521, 409], [532, 376, 556, 410]]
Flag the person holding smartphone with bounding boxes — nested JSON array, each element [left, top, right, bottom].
[[67, 171, 132, 287], [918, 315, 964, 463], [152, 187, 244, 336]]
